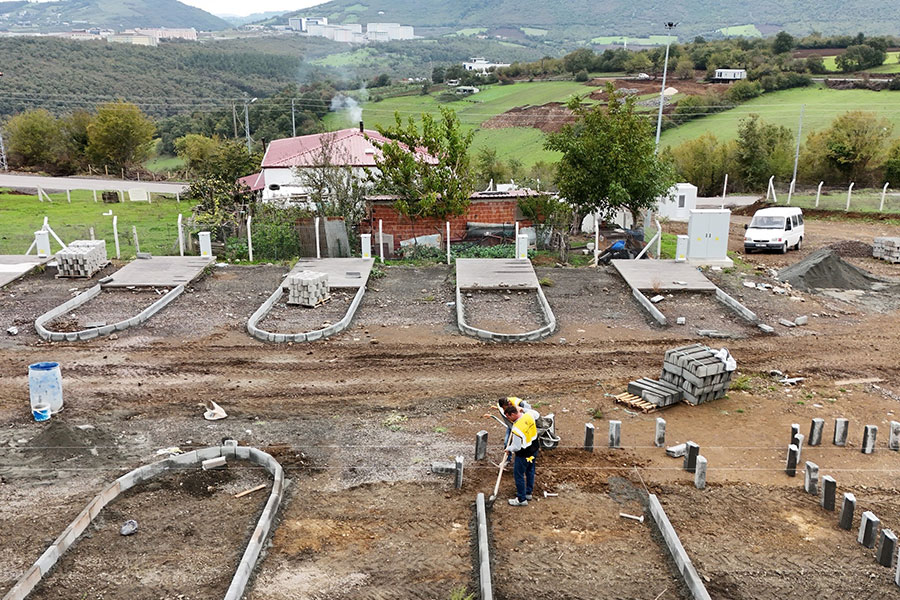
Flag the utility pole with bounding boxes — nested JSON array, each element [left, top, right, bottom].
[[0, 129, 7, 172], [791, 104, 804, 187], [654, 21, 678, 153], [232, 103, 238, 139], [244, 97, 257, 154], [291, 98, 296, 137]]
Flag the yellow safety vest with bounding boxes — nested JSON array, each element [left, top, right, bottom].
[[510, 412, 537, 449], [508, 397, 524, 408]]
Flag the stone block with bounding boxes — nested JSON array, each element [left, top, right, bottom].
[[202, 456, 227, 470], [454, 456, 464, 489], [834, 418, 849, 446], [791, 423, 800, 447], [804, 461, 819, 495], [608, 420, 621, 449], [694, 455, 707, 490], [169, 450, 199, 467], [821, 475, 836, 511], [839, 493, 856, 530], [878, 530, 897, 567], [431, 461, 456, 475], [584, 423, 595, 452], [794, 315, 808, 326], [655, 418, 666, 448], [785, 444, 799, 477], [758, 323, 775, 333], [809, 418, 824, 446], [666, 443, 686, 458], [859, 511, 880, 548], [862, 425, 877, 454], [235, 446, 251, 460], [196, 446, 222, 461], [684, 441, 700, 473]]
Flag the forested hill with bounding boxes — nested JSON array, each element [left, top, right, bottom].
[[0, 0, 230, 31], [284, 0, 898, 37]]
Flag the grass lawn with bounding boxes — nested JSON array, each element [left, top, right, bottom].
[[313, 47, 377, 67], [660, 84, 900, 149], [590, 34, 675, 46], [453, 28, 487, 36], [779, 188, 900, 213], [144, 155, 185, 173], [823, 51, 900, 73], [325, 80, 596, 165], [0, 189, 194, 257], [717, 25, 762, 37]]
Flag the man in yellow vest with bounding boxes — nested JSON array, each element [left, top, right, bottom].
[[503, 403, 539, 506]]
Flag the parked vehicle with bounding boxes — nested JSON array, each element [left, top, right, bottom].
[[743, 207, 804, 254]]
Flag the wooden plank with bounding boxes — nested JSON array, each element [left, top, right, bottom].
[[234, 484, 267, 499]]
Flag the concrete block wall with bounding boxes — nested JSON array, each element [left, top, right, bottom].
[[35, 285, 184, 342], [455, 285, 557, 343], [247, 283, 367, 344], [2, 446, 285, 600]]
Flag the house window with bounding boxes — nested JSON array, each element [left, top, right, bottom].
[[678, 194, 686, 208]]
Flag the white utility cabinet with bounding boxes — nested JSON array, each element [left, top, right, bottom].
[[687, 209, 733, 267]]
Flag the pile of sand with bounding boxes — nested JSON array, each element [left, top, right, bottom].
[[778, 248, 882, 291]]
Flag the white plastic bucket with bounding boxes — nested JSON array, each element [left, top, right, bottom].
[[28, 361, 63, 415]]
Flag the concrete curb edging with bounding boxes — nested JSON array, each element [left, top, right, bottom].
[[456, 286, 557, 342], [35, 284, 185, 342], [714, 287, 759, 323], [246, 284, 367, 343], [1, 446, 285, 600], [630, 286, 668, 326], [648, 494, 712, 600], [474, 493, 493, 600]]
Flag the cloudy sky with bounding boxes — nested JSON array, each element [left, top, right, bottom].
[[180, 0, 322, 16]]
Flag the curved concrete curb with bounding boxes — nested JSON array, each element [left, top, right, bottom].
[[456, 286, 557, 342], [246, 284, 366, 343], [648, 494, 712, 600], [34, 284, 184, 342], [1, 445, 284, 600], [474, 493, 493, 600]]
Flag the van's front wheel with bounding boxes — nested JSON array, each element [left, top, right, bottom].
[[780, 242, 788, 254]]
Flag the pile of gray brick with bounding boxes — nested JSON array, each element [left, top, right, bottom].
[[873, 237, 900, 263], [284, 271, 330, 307], [627, 378, 683, 407], [660, 344, 734, 405], [56, 240, 107, 278]]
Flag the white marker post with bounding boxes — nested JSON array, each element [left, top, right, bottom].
[[721, 173, 728, 209], [815, 181, 824, 207], [177, 214, 185, 257], [89, 227, 95, 241], [92, 189, 98, 203], [247, 215, 253, 262], [880, 182, 890, 212], [846, 182, 854, 211], [446, 221, 451, 265], [787, 179, 795, 205], [112, 215, 120, 259], [593, 214, 600, 266], [66, 190, 71, 203], [314, 216, 321, 259], [378, 219, 384, 264], [132, 226, 140, 254]]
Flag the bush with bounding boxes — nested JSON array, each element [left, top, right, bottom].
[[575, 69, 589, 82], [889, 76, 900, 91], [726, 80, 763, 102], [225, 236, 249, 261]]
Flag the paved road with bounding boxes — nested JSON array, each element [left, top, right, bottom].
[[697, 195, 760, 208], [0, 173, 189, 194]]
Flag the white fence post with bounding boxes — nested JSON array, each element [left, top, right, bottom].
[[177, 214, 184, 257], [721, 173, 728, 209], [113, 215, 120, 259], [65, 189, 71, 203], [92, 189, 98, 203], [247, 215, 253, 262], [176, 192, 181, 203], [446, 221, 451, 265], [845, 182, 854, 211], [378, 219, 384, 264], [815, 181, 823, 207], [880, 182, 890, 212], [132, 226, 140, 254], [89, 227, 94, 240], [314, 216, 321, 259], [766, 176, 774, 201], [593, 214, 600, 266], [787, 179, 795, 205]]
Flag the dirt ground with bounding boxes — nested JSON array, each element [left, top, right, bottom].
[[2, 215, 900, 598], [461, 289, 545, 333]]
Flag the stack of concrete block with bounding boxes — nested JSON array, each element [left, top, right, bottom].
[[627, 378, 683, 407], [660, 343, 734, 405], [56, 240, 107, 278], [284, 271, 330, 307], [873, 237, 900, 263]]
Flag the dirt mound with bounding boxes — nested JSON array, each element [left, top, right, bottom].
[[828, 240, 874, 258], [778, 248, 882, 291], [732, 199, 773, 216], [24, 420, 115, 460], [481, 102, 574, 133]]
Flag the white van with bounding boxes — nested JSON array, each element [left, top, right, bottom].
[[743, 207, 805, 254]]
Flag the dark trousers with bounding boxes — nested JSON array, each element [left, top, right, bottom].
[[513, 449, 537, 501]]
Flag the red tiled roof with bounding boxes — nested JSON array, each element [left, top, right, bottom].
[[237, 171, 265, 191], [260, 128, 434, 168]]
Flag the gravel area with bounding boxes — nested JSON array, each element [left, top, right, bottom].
[[462, 289, 545, 333], [259, 289, 356, 334], [47, 289, 170, 331]]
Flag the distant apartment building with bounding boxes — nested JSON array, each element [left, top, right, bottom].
[[307, 23, 364, 43], [58, 29, 104, 41], [302, 20, 415, 43], [366, 22, 415, 40], [288, 16, 328, 32], [134, 27, 197, 41], [463, 58, 511, 74], [107, 33, 158, 47]]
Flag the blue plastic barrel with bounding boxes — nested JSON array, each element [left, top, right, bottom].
[[28, 362, 63, 415]]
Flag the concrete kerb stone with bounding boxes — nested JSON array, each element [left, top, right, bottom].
[[248, 284, 367, 344], [475, 493, 493, 600], [2, 446, 285, 600], [455, 284, 557, 343], [631, 286, 667, 326], [648, 494, 712, 600], [714, 287, 758, 323]]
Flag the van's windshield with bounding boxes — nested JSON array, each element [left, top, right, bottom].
[[750, 216, 786, 229]]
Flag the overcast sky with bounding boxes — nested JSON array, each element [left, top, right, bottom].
[[180, 0, 323, 17]]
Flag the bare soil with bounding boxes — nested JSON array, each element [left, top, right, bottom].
[[48, 289, 171, 331], [481, 102, 575, 133], [462, 289, 545, 333], [2, 217, 900, 598], [259, 289, 356, 334]]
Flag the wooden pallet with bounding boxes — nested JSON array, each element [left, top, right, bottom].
[[614, 392, 658, 414]]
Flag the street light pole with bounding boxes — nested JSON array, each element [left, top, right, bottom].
[[654, 22, 678, 152]]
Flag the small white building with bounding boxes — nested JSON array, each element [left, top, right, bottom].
[[656, 183, 698, 221], [455, 86, 480, 95], [463, 57, 511, 74], [713, 68, 747, 81]]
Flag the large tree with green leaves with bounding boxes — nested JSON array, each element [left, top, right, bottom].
[[544, 83, 677, 224], [735, 114, 794, 190], [823, 110, 893, 183], [5, 108, 64, 171], [372, 107, 476, 236], [86, 101, 155, 168]]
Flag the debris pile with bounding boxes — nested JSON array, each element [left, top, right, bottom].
[[777, 248, 880, 291], [285, 271, 330, 307], [873, 237, 900, 263], [56, 240, 107, 278], [625, 343, 736, 408]]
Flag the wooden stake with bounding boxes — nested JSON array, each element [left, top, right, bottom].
[[234, 484, 266, 498]]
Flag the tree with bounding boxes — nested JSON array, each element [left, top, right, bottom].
[[669, 133, 736, 196], [624, 52, 652, 74], [87, 101, 155, 168], [60, 110, 93, 171], [674, 57, 695, 79], [5, 109, 64, 171], [175, 134, 220, 174], [772, 31, 795, 54], [563, 48, 594, 75], [735, 114, 794, 190], [805, 55, 827, 74], [835, 44, 886, 72], [474, 147, 509, 189], [432, 66, 445, 83], [372, 107, 476, 237], [884, 140, 900, 185], [823, 111, 893, 183], [544, 84, 677, 224], [517, 194, 573, 259], [175, 135, 260, 181]]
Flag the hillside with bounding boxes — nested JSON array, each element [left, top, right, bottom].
[[0, 0, 230, 31], [283, 0, 900, 38]]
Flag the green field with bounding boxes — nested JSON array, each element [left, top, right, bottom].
[[522, 27, 548, 37], [0, 190, 192, 257], [778, 188, 900, 213], [144, 155, 185, 173], [716, 25, 762, 37], [823, 51, 900, 73], [590, 34, 676, 46], [452, 27, 487, 36], [313, 47, 377, 67], [660, 85, 900, 149], [326, 80, 598, 165]]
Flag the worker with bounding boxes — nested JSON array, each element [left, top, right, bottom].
[[503, 403, 539, 506], [484, 396, 533, 446]]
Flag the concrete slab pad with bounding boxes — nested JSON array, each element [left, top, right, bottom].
[[288, 258, 374, 289], [456, 258, 539, 290], [103, 256, 214, 288], [0, 255, 53, 288], [611, 259, 717, 292]]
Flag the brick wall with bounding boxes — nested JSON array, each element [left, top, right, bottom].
[[364, 200, 531, 249]]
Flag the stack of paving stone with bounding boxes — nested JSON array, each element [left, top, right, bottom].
[[284, 271, 330, 307], [659, 343, 734, 405], [627, 378, 683, 407], [56, 240, 107, 278], [873, 237, 900, 263]]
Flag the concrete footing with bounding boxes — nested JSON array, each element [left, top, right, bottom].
[[694, 456, 707, 490], [785, 444, 799, 477], [608, 421, 621, 449], [456, 284, 557, 342], [584, 423, 595, 452], [890, 421, 900, 451], [248, 284, 367, 343], [834, 418, 849, 446], [455, 456, 464, 489], [804, 461, 819, 495], [684, 442, 700, 473], [791, 423, 800, 446], [809, 418, 824, 446], [877, 530, 897, 567], [839, 493, 856, 530], [859, 511, 880, 548], [862, 425, 878, 454], [475, 431, 488, 461], [821, 475, 836, 511], [655, 418, 666, 448]]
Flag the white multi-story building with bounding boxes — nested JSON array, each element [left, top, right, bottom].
[[365, 22, 415, 40], [463, 57, 511, 74], [108, 33, 158, 47], [134, 28, 197, 41], [289, 16, 328, 32]]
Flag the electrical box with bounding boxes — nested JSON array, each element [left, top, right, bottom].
[[687, 209, 732, 267], [516, 234, 528, 260], [34, 231, 51, 258], [675, 235, 688, 262], [198, 231, 212, 258], [360, 233, 372, 259]]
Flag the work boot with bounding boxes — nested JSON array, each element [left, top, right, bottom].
[[508, 498, 528, 506]]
